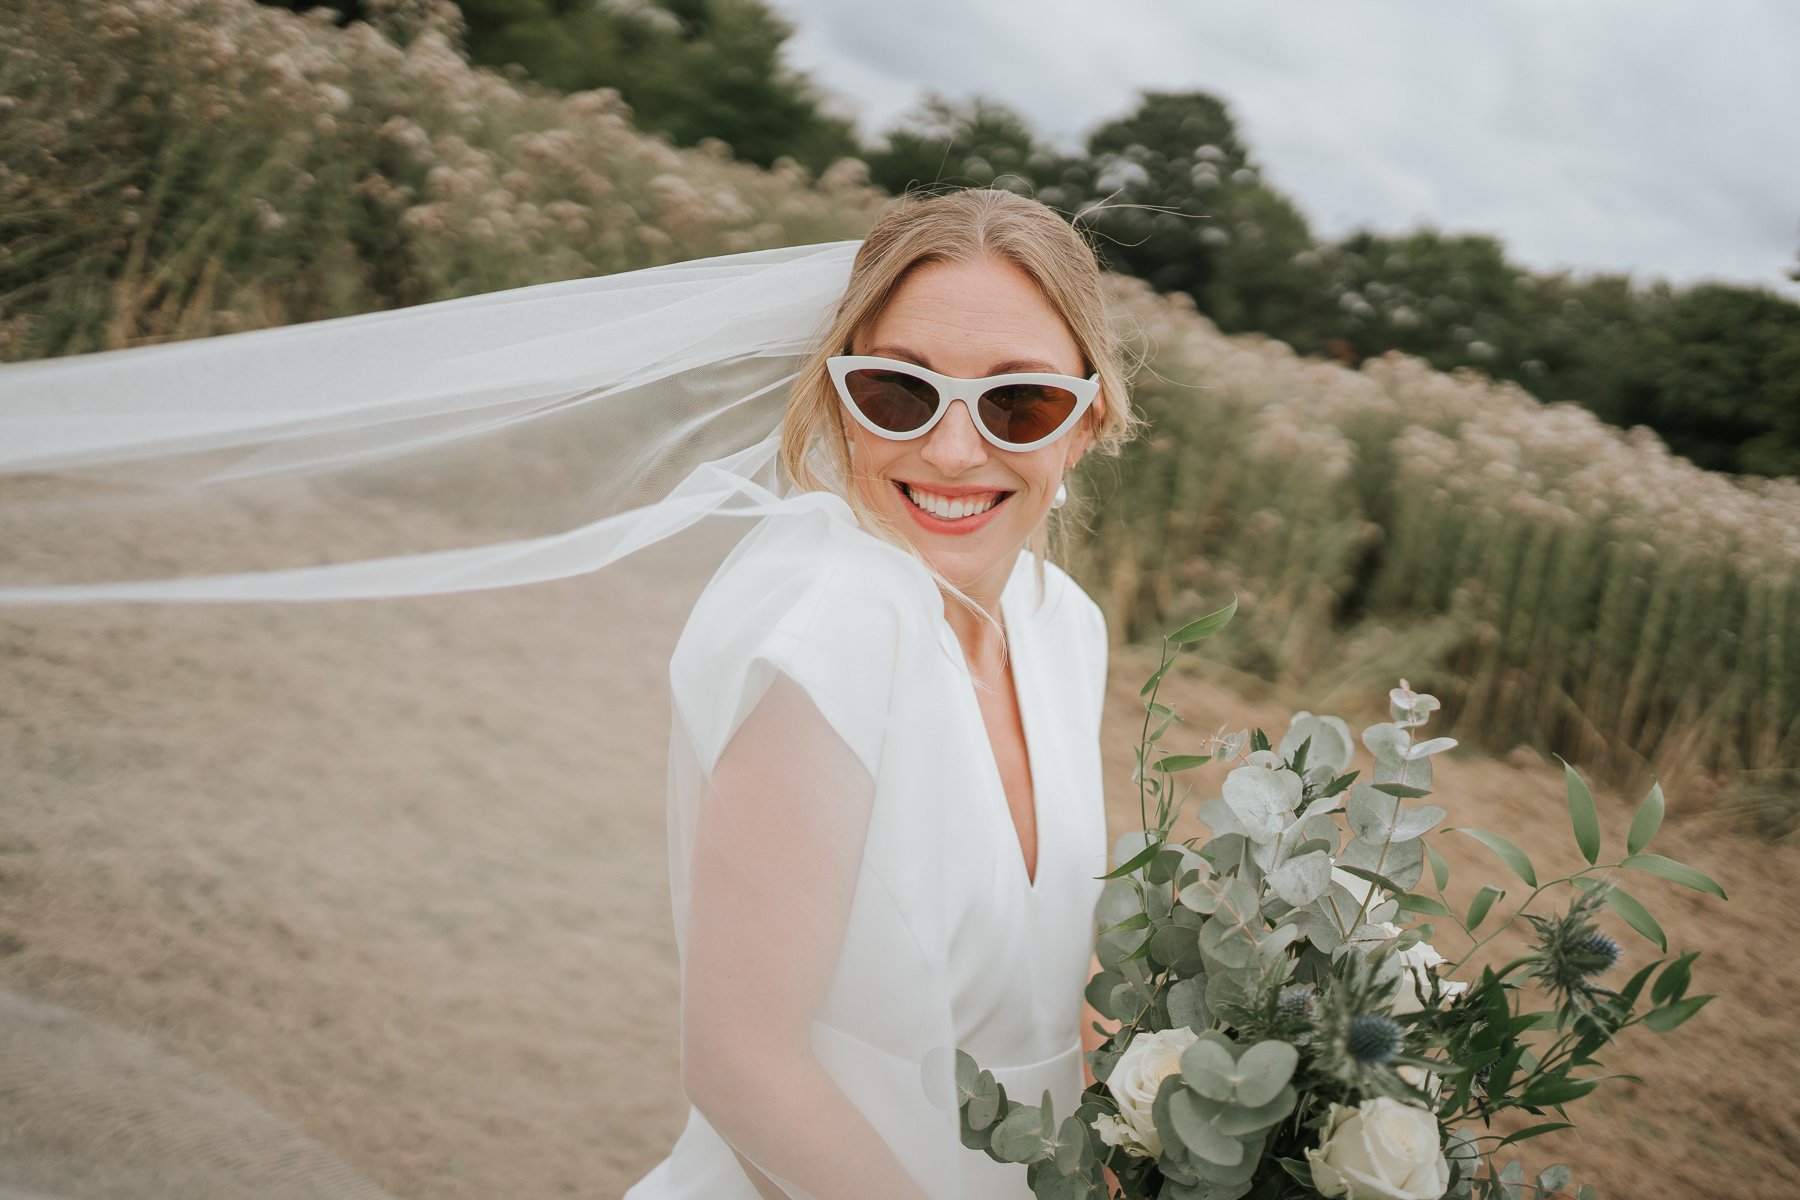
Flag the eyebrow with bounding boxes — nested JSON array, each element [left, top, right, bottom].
[[862, 344, 1069, 376]]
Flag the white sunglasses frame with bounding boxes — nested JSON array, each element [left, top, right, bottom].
[[825, 354, 1100, 452]]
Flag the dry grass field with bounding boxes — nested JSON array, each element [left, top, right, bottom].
[[1, 553, 1790, 1199]]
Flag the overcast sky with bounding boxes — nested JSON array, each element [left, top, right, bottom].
[[767, 0, 1800, 295]]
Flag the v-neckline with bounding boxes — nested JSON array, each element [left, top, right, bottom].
[[947, 563, 1046, 895]]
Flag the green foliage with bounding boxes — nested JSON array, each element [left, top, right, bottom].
[[863, 93, 1056, 197], [959, 645, 1728, 1198], [1578, 283, 1800, 478], [456, 0, 861, 172]]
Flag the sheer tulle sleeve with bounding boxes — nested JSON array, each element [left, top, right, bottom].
[[662, 507, 962, 1199]]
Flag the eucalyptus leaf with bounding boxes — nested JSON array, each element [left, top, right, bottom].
[[1198, 882, 1263, 969], [1339, 838, 1425, 891], [1168, 974, 1210, 1031], [1085, 969, 1127, 1019], [1253, 921, 1301, 968], [1222, 766, 1302, 843], [1213, 1083, 1296, 1136], [954, 1048, 978, 1097], [1181, 1039, 1238, 1100], [1232, 1040, 1298, 1106], [1361, 722, 1409, 765], [1145, 846, 1191, 885], [1278, 713, 1355, 775], [1096, 878, 1143, 930], [1371, 782, 1434, 798], [1391, 805, 1447, 842], [1265, 849, 1333, 907], [1374, 748, 1432, 790], [965, 1070, 1002, 1129], [1289, 904, 1345, 953], [1536, 1165, 1573, 1194], [1195, 797, 1248, 839], [989, 1104, 1050, 1163], [1186, 1138, 1260, 1187], [1151, 921, 1204, 973], [1053, 1115, 1090, 1176], [1169, 1091, 1243, 1166], [1346, 783, 1400, 840], [1403, 736, 1457, 761], [1180, 877, 1225, 915]]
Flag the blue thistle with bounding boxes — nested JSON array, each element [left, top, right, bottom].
[[1570, 931, 1622, 975], [1346, 1014, 1402, 1065], [1525, 889, 1627, 1010], [1278, 986, 1317, 1023]]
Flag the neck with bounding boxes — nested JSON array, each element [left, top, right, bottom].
[[941, 550, 1021, 668]]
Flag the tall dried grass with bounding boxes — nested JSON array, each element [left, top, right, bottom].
[[1078, 280, 1800, 796], [0, 0, 884, 361]]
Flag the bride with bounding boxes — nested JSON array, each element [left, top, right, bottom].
[[627, 189, 1136, 1199], [0, 187, 1135, 1200]]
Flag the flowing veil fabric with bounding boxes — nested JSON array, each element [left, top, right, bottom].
[[0, 240, 989, 1197]]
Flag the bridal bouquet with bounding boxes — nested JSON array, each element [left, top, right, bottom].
[[956, 601, 1727, 1200]]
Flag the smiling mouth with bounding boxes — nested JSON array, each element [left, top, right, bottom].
[[897, 481, 1012, 521]]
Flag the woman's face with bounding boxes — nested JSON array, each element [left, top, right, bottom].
[[844, 255, 1100, 599]]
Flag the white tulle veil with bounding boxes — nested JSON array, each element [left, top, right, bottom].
[[0, 239, 989, 1198]]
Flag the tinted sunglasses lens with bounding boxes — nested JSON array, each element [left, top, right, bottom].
[[843, 368, 938, 434], [977, 383, 1079, 446]]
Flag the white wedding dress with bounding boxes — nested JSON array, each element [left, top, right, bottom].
[[626, 497, 1109, 1199]]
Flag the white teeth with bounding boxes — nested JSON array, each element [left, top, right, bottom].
[[902, 484, 1002, 520]]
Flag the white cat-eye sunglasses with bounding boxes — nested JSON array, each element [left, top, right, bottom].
[[826, 355, 1100, 452]]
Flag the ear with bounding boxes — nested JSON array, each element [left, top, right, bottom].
[[1064, 391, 1102, 469]]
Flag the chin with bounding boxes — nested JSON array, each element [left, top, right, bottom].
[[876, 484, 1034, 594]]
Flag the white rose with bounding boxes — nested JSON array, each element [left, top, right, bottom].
[[1091, 1112, 1148, 1157], [1389, 934, 1454, 1016], [1306, 1098, 1450, 1200], [1104, 1026, 1197, 1158], [1389, 934, 1442, 1015], [1396, 1064, 1442, 1105]]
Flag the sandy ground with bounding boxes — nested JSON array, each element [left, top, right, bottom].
[[0, 552, 1794, 1199]]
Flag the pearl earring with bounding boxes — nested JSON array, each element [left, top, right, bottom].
[[1051, 481, 1068, 509]]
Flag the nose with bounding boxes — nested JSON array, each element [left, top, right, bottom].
[[919, 398, 989, 475]]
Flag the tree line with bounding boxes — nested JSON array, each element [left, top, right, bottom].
[[263, 0, 1800, 479]]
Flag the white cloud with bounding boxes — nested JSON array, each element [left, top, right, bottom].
[[770, 0, 1800, 293]]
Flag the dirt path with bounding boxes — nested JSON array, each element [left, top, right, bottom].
[[0, 575, 1791, 1198]]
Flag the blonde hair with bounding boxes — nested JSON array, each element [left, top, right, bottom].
[[780, 188, 1141, 641]]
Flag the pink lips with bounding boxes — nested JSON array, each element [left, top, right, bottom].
[[894, 481, 1012, 536]]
